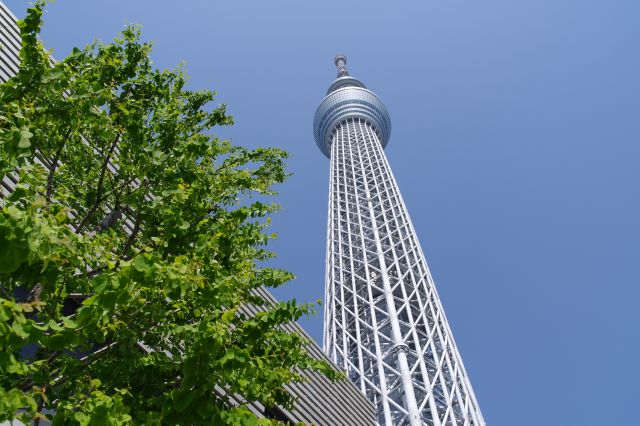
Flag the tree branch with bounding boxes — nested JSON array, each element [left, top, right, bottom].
[[75, 133, 120, 233], [120, 181, 148, 258], [21, 342, 116, 392], [33, 398, 44, 426], [0, 285, 11, 299], [45, 126, 72, 200], [19, 350, 62, 391]]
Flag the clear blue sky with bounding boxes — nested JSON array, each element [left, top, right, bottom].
[[4, 1, 639, 424]]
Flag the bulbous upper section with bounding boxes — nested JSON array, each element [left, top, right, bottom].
[[314, 55, 391, 158]]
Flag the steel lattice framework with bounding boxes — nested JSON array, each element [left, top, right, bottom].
[[314, 56, 485, 426]]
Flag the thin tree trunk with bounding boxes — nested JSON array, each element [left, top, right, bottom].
[[45, 126, 72, 199], [121, 181, 148, 257], [75, 133, 120, 233]]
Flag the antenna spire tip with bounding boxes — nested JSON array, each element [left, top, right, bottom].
[[334, 54, 349, 77]]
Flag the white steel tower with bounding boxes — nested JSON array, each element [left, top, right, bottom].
[[314, 55, 485, 426]]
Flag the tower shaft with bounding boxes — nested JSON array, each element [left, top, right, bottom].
[[323, 117, 484, 425]]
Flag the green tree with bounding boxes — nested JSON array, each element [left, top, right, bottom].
[[0, 2, 336, 424]]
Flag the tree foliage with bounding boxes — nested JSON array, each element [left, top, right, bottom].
[[0, 2, 336, 424]]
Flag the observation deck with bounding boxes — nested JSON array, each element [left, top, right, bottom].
[[313, 55, 391, 158]]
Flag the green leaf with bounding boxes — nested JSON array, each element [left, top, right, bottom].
[[133, 255, 151, 272], [18, 127, 32, 148], [172, 388, 196, 413], [47, 319, 64, 331], [0, 218, 29, 274]]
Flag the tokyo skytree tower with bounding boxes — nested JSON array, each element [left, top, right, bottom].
[[314, 55, 485, 426]]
